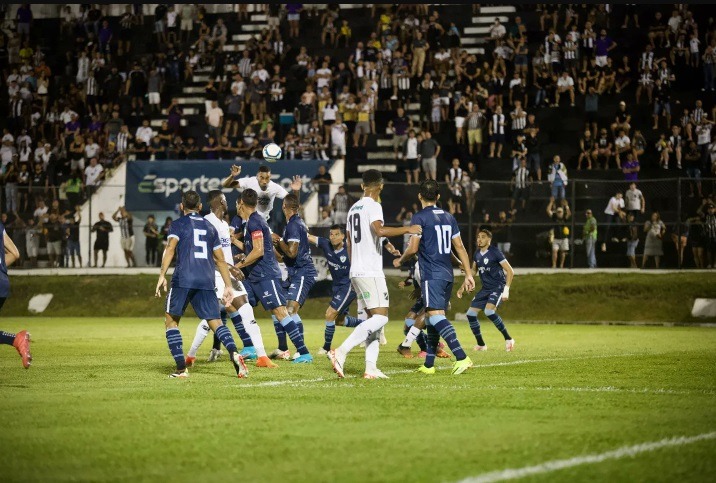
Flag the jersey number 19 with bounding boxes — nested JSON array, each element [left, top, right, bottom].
[[349, 213, 361, 243]]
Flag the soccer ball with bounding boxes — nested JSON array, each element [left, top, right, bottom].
[[262, 143, 282, 162]]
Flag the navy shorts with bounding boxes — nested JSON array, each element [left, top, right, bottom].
[[491, 133, 506, 144], [422, 279, 454, 311], [329, 283, 356, 314], [409, 297, 425, 315], [286, 272, 316, 306], [470, 287, 504, 310], [166, 287, 221, 320], [244, 278, 286, 311]]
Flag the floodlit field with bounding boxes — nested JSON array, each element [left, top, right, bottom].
[[1, 318, 714, 482]]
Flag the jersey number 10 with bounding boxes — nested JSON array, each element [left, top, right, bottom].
[[435, 225, 452, 254]]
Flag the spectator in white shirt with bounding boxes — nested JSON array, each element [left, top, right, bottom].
[[555, 71, 576, 106], [489, 18, 506, 41], [84, 136, 101, 160], [206, 100, 224, 140], [84, 157, 104, 190], [602, 191, 626, 251], [330, 114, 347, 160], [403, 129, 420, 184], [135, 119, 154, 146], [614, 129, 631, 168]]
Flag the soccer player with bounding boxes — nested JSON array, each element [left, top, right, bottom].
[[271, 194, 318, 359], [155, 190, 249, 379], [457, 229, 516, 351], [234, 189, 313, 363], [394, 179, 475, 375], [328, 169, 421, 379], [307, 225, 366, 355], [185, 190, 276, 369], [0, 222, 32, 368], [222, 164, 302, 220]]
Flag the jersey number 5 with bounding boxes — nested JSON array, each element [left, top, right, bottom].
[[193, 229, 208, 259], [434, 225, 452, 254], [349, 214, 361, 243]]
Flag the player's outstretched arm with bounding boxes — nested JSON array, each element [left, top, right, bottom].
[[393, 235, 419, 268], [155, 237, 178, 297], [371, 220, 421, 239], [499, 259, 515, 301], [222, 165, 241, 188], [4, 230, 20, 267], [452, 234, 475, 294]]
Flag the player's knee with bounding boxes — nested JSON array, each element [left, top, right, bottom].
[[467, 308, 478, 317], [325, 307, 338, 321], [484, 308, 496, 317]]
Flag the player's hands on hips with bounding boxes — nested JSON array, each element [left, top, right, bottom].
[[222, 286, 234, 306], [408, 224, 422, 235], [290, 175, 302, 191], [155, 276, 167, 298], [230, 165, 241, 177]]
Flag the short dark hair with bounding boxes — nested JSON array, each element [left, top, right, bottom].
[[283, 193, 300, 212], [330, 224, 346, 234], [241, 188, 258, 207], [362, 169, 383, 187], [419, 179, 440, 202], [258, 165, 271, 174], [182, 190, 201, 211], [207, 190, 223, 206], [479, 229, 493, 239]]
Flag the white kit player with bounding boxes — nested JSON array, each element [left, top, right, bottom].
[[328, 169, 421, 379], [221, 164, 302, 220], [185, 190, 277, 369]]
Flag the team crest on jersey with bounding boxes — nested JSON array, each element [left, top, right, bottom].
[[484, 257, 489, 264], [339, 255, 347, 263]]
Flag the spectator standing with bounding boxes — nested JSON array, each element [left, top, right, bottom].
[[388, 107, 411, 160], [602, 191, 626, 252], [626, 213, 640, 268], [143, 215, 159, 267], [205, 100, 224, 141], [466, 104, 485, 158], [642, 211, 666, 269], [330, 115, 348, 161], [403, 129, 420, 184], [625, 182, 646, 219], [91, 212, 113, 268], [419, 131, 440, 181], [546, 199, 571, 269], [583, 209, 598, 268], [65, 209, 82, 268], [511, 157, 531, 212], [84, 157, 104, 194], [621, 152, 640, 181], [312, 165, 332, 208], [702, 203, 716, 268], [16, 5, 32, 42], [43, 213, 63, 268], [547, 155, 568, 201], [113, 206, 136, 268], [330, 185, 352, 225]]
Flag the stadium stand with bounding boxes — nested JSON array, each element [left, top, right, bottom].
[[0, 4, 715, 269]]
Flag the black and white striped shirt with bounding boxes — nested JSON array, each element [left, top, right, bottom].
[[704, 214, 716, 240], [582, 29, 594, 48], [11, 98, 23, 117], [514, 166, 530, 189], [692, 107, 705, 124], [669, 134, 682, 148], [333, 193, 350, 214], [448, 167, 463, 185], [564, 40, 577, 60], [118, 216, 133, 238], [86, 76, 98, 96], [640, 51, 654, 71], [511, 109, 526, 131], [467, 111, 485, 130], [270, 81, 284, 101], [116, 132, 130, 153], [492, 114, 506, 134], [238, 57, 253, 78]]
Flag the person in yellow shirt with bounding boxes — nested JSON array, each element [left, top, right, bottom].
[[337, 20, 352, 47]]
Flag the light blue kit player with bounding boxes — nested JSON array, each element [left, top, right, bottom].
[[457, 228, 516, 352], [234, 189, 313, 363], [155, 190, 248, 379], [394, 179, 476, 375]]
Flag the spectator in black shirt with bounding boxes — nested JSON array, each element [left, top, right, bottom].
[[312, 164, 332, 208], [43, 213, 63, 268], [143, 215, 160, 266], [65, 209, 82, 268], [652, 78, 672, 130]]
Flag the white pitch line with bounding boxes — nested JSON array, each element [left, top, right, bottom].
[[456, 432, 716, 483], [229, 353, 643, 388]]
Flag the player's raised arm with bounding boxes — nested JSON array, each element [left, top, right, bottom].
[[499, 258, 515, 301], [307, 233, 319, 246], [156, 236, 178, 297], [222, 165, 241, 188]]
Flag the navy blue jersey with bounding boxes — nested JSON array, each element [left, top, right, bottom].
[[244, 211, 282, 282], [229, 214, 245, 260], [315, 237, 350, 286], [474, 245, 507, 291], [168, 213, 221, 290], [412, 205, 461, 282], [0, 222, 9, 297], [283, 214, 316, 276]]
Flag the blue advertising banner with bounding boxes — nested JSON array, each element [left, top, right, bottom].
[[124, 160, 327, 211]]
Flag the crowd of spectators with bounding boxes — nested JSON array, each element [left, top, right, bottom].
[[1, 4, 716, 268]]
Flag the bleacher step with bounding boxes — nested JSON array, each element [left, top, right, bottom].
[[151, 119, 187, 127], [473, 16, 509, 23], [464, 26, 491, 35], [231, 34, 254, 41], [242, 24, 268, 32], [479, 6, 516, 14]]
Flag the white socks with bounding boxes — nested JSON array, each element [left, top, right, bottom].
[[187, 320, 210, 357], [238, 303, 267, 357], [338, 314, 389, 355], [401, 326, 421, 348], [364, 330, 381, 372]]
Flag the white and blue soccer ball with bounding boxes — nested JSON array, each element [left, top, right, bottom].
[[262, 143, 282, 161]]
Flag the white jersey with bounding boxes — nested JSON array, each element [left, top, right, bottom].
[[347, 196, 385, 279], [204, 212, 233, 272], [237, 177, 289, 220]]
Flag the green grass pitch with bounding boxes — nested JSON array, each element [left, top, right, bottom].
[[0, 318, 715, 482]]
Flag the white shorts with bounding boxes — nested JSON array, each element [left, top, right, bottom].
[[455, 116, 465, 128], [331, 142, 346, 156], [552, 238, 569, 252], [121, 236, 135, 251], [181, 19, 193, 31], [595, 55, 607, 67], [148, 92, 161, 105], [214, 272, 248, 301], [351, 277, 389, 310]]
